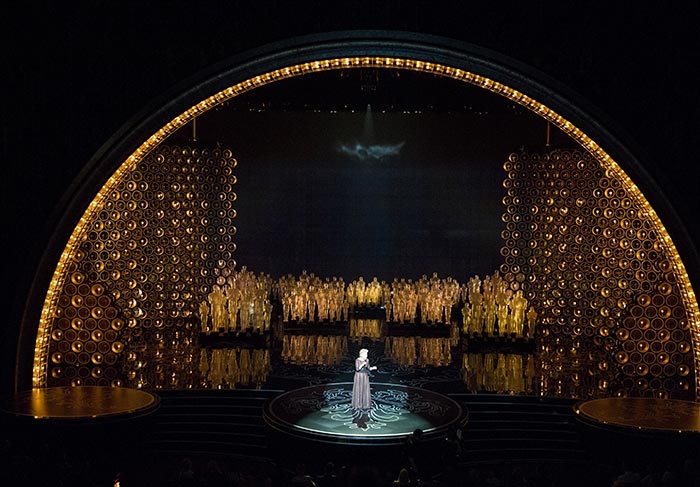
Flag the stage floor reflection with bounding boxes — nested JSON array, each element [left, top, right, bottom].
[[263, 382, 465, 445], [133, 319, 541, 396]]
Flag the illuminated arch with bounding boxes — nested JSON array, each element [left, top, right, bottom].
[[19, 32, 699, 398]]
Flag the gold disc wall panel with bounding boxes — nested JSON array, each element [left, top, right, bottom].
[[40, 144, 238, 387], [501, 149, 694, 399]]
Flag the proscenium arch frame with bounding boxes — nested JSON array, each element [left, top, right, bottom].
[[17, 30, 700, 395]]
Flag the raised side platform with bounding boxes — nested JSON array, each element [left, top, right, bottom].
[[574, 397, 700, 466], [1, 386, 159, 420], [575, 397, 700, 433], [0, 386, 161, 485]]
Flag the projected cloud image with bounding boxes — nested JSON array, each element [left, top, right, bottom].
[[337, 141, 405, 161], [336, 103, 404, 161]]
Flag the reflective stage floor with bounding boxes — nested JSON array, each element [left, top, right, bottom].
[[10, 319, 700, 438], [5, 319, 700, 487], [151, 320, 537, 396]]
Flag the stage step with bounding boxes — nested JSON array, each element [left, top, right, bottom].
[[142, 389, 588, 466], [447, 393, 588, 465], [142, 388, 282, 460]]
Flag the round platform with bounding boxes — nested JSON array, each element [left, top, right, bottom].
[[264, 382, 465, 445], [2, 386, 159, 420], [574, 397, 700, 465], [575, 397, 700, 434]]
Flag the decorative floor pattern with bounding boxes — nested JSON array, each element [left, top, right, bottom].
[[263, 382, 465, 444]]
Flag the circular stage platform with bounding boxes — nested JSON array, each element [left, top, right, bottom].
[[575, 397, 700, 434], [263, 382, 466, 445], [2, 386, 159, 420], [574, 397, 700, 465]]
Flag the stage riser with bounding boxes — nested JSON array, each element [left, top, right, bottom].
[[148, 432, 267, 445], [153, 422, 267, 435], [156, 411, 265, 420], [447, 394, 587, 463], [142, 389, 280, 460], [462, 439, 583, 450], [464, 429, 578, 440], [144, 442, 269, 459], [139, 390, 603, 469], [575, 418, 700, 467]]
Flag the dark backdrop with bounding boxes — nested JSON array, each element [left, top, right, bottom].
[[171, 82, 569, 282], [2, 1, 699, 393]]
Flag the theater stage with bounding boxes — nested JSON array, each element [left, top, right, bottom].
[[263, 382, 466, 446]]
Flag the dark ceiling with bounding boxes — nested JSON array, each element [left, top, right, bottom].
[[207, 68, 516, 113]]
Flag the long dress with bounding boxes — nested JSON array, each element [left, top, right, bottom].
[[352, 357, 372, 409]]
